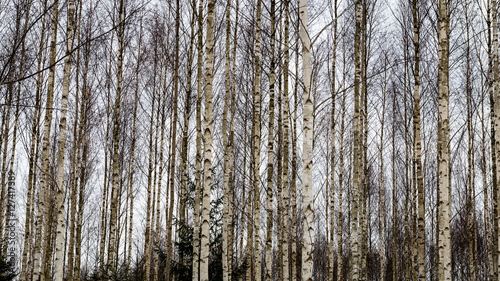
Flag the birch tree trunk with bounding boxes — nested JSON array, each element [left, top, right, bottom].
[[298, 0, 314, 279], [223, 1, 232, 279], [437, 0, 452, 279], [487, 2, 498, 279], [412, 0, 426, 279], [329, 2, 338, 280], [200, 0, 215, 279], [277, 50, 283, 281], [360, 4, 369, 278], [351, 0, 362, 280], [491, 0, 500, 278], [192, 0, 204, 279], [107, 0, 124, 274], [253, 0, 263, 279], [67, 3, 82, 276], [53, 0, 76, 278], [292, 36, 300, 281], [265, 0, 276, 279], [282, 1, 291, 278]]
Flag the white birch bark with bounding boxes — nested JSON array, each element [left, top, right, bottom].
[[200, 0, 215, 279], [298, 0, 314, 279], [437, 0, 451, 280]]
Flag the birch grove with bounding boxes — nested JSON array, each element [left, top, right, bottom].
[[1, 0, 499, 280]]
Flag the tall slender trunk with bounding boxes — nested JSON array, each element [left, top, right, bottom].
[[329, 2, 338, 280], [265, 0, 276, 279], [487, 1, 497, 279], [192, 0, 204, 279], [67, 2, 82, 277], [351, 0, 362, 280], [106, 0, 124, 274], [223, 1, 233, 279], [298, 0, 314, 279], [252, 0, 263, 279], [282, 1, 291, 278], [491, 0, 500, 278], [276, 45, 283, 281], [412, 0, 426, 279], [437, 0, 451, 279], [291, 33, 299, 281], [360, 3, 369, 278], [199, 0, 215, 279]]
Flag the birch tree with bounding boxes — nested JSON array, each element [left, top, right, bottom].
[[329, 1, 338, 280], [192, 0, 204, 279], [352, 0, 363, 280], [53, 0, 76, 279], [265, 0, 276, 279], [299, 0, 314, 279], [282, 0, 291, 279], [106, 0, 124, 274], [223, 1, 232, 280], [253, 0, 263, 279], [437, 0, 452, 280], [412, 0, 426, 279], [200, 0, 215, 279]]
